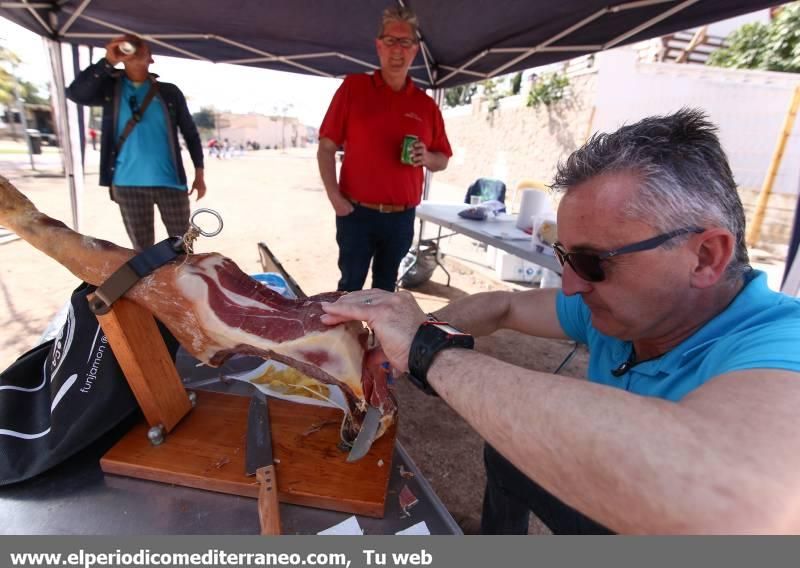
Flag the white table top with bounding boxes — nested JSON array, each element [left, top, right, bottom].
[[416, 202, 561, 273]]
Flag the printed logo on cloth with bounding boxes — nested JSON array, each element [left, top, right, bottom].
[[50, 302, 76, 379]]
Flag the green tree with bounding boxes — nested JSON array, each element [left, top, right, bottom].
[[707, 3, 800, 73], [192, 106, 216, 129], [443, 83, 477, 108], [18, 79, 48, 105], [510, 71, 523, 95], [0, 45, 21, 106], [526, 72, 570, 108]]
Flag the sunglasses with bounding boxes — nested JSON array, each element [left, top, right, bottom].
[[128, 95, 142, 121], [379, 35, 417, 48], [552, 226, 704, 282]]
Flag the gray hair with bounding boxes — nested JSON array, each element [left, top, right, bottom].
[[551, 108, 750, 281], [377, 6, 419, 38]]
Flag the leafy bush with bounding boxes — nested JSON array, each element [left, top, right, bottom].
[[707, 3, 800, 73], [526, 72, 570, 108], [443, 84, 477, 108]]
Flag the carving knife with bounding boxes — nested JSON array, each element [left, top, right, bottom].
[[346, 405, 381, 463], [245, 390, 281, 535]]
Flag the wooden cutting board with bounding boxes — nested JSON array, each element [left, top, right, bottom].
[[100, 390, 395, 517]]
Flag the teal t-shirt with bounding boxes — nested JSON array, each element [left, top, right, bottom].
[[555, 270, 800, 401], [113, 78, 185, 190]]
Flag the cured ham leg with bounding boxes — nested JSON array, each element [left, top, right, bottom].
[[0, 176, 396, 440]]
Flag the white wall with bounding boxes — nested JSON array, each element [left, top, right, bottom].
[[594, 49, 800, 195]]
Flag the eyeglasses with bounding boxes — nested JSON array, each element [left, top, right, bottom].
[[552, 226, 704, 282], [128, 95, 142, 121], [379, 35, 417, 48]]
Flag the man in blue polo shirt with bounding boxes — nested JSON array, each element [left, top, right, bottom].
[[67, 35, 206, 251], [321, 109, 800, 534]]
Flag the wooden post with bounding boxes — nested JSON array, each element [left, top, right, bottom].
[[92, 297, 192, 432], [747, 85, 800, 248], [675, 26, 707, 63], [584, 105, 596, 143]]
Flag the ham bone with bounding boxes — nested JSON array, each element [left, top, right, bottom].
[[0, 175, 396, 441]]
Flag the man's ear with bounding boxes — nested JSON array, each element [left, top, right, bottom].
[[690, 228, 735, 288]]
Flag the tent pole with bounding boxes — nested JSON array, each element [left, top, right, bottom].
[[746, 84, 800, 248], [421, 87, 444, 202], [45, 38, 85, 231]]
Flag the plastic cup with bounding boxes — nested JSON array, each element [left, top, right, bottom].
[[118, 41, 136, 56]]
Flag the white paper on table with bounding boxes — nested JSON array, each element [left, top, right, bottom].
[[225, 360, 348, 409], [317, 516, 364, 535], [395, 521, 431, 535], [479, 225, 531, 240]]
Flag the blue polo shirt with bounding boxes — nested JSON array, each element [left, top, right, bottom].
[[556, 270, 800, 401], [113, 78, 185, 190]]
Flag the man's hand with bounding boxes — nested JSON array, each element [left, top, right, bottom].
[[104, 36, 134, 67], [410, 140, 427, 167], [411, 141, 449, 172], [330, 192, 354, 216], [317, 137, 352, 216], [190, 170, 206, 200], [321, 290, 427, 373]]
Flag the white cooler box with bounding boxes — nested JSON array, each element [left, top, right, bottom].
[[494, 249, 542, 283]]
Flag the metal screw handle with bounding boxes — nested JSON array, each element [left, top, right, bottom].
[[190, 208, 224, 237]]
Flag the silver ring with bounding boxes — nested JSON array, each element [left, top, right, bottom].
[[190, 208, 224, 237], [363, 298, 373, 305]]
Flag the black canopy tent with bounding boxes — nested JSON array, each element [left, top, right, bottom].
[[0, 0, 786, 262], [0, 1, 781, 89]]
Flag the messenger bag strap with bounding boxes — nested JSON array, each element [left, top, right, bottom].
[[115, 79, 160, 155]]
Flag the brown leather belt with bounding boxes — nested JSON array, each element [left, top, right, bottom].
[[349, 199, 413, 213]]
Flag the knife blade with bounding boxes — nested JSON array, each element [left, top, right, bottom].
[[346, 405, 381, 463], [245, 390, 281, 535]]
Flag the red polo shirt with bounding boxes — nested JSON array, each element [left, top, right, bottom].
[[319, 71, 452, 207]]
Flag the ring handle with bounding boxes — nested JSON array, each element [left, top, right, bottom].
[[190, 208, 224, 237]]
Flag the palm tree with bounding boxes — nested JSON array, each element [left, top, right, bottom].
[[0, 46, 21, 107]]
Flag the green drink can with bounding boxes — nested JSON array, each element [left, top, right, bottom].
[[400, 134, 418, 165]]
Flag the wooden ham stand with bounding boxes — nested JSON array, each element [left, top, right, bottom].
[[90, 251, 395, 518]]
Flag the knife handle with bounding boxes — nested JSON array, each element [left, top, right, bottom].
[[256, 465, 281, 535]]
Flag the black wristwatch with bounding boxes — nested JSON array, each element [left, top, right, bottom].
[[407, 316, 474, 396]]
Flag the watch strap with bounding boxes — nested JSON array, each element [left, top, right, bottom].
[[407, 319, 474, 396]]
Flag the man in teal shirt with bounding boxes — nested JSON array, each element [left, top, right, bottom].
[[321, 109, 800, 534], [67, 35, 206, 251]]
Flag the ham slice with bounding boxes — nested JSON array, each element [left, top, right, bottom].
[[0, 176, 396, 440]]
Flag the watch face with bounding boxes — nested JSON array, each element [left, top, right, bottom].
[[434, 322, 468, 336]]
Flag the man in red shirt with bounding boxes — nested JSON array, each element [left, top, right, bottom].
[[317, 6, 452, 292]]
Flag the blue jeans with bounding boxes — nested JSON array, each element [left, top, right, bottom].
[[481, 444, 613, 534], [335, 205, 415, 292]]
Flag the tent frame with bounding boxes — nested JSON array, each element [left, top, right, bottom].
[[4, 0, 706, 89]]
